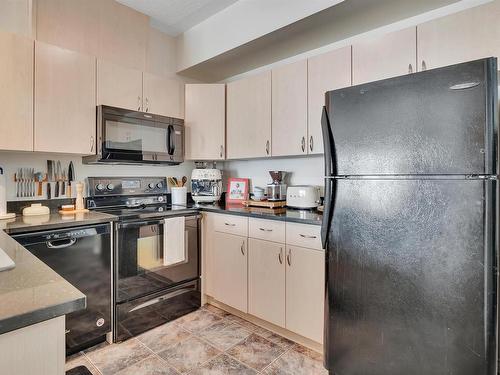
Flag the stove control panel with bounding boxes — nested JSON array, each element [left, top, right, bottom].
[[87, 177, 168, 197]]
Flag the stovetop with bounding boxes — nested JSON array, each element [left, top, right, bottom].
[[92, 204, 197, 220]]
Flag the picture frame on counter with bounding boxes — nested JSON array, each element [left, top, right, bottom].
[[226, 178, 249, 204]]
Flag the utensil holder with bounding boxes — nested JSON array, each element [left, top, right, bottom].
[[171, 186, 187, 206]]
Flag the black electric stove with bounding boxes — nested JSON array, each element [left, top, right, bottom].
[[87, 177, 201, 342]]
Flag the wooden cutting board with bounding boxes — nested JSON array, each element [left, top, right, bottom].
[[242, 200, 286, 208]]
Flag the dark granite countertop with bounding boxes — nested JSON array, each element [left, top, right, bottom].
[[196, 203, 323, 226], [0, 211, 117, 334]]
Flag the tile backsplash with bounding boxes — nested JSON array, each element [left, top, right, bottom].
[[0, 151, 325, 201], [0, 151, 196, 201]]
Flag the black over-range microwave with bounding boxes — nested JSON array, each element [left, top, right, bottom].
[[83, 106, 184, 165]]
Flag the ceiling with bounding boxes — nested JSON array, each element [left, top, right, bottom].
[[116, 0, 239, 36]]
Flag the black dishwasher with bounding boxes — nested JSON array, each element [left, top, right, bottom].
[[12, 223, 112, 354]]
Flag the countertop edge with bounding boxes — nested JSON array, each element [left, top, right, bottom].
[[0, 295, 86, 335]]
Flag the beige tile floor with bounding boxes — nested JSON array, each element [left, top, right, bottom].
[[66, 304, 327, 374]]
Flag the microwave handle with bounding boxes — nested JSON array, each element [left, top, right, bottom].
[[167, 125, 175, 155]]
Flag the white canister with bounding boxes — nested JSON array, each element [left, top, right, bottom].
[[171, 186, 187, 206]]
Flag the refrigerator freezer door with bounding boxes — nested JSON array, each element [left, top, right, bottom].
[[326, 58, 497, 176], [325, 178, 496, 375]]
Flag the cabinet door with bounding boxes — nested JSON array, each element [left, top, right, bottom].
[[143, 73, 184, 118], [352, 27, 417, 85], [185, 84, 225, 160], [307, 46, 351, 154], [227, 71, 272, 159], [212, 232, 248, 312], [0, 31, 33, 151], [34, 42, 96, 154], [272, 60, 308, 156], [417, 1, 500, 71], [97, 60, 143, 111], [248, 238, 285, 327], [286, 245, 325, 343]]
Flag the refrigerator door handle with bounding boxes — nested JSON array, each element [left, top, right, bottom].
[[321, 106, 336, 249]]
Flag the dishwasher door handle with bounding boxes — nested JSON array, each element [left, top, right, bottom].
[[46, 238, 77, 249]]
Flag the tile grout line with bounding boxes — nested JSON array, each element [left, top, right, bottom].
[[259, 345, 293, 374], [135, 337, 183, 375]]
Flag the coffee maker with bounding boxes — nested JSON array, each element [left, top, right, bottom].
[[266, 171, 287, 201], [191, 166, 222, 204]]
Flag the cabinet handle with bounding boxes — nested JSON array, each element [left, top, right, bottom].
[[301, 136, 306, 152], [299, 234, 317, 239], [286, 249, 292, 266], [278, 248, 283, 264], [259, 227, 273, 232], [145, 98, 149, 112], [266, 140, 270, 155], [309, 136, 313, 152], [408, 64, 413, 74], [421, 60, 427, 71], [90, 135, 95, 153], [138, 96, 141, 111], [240, 240, 245, 255], [224, 222, 236, 227], [220, 145, 224, 158]]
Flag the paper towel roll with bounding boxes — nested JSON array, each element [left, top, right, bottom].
[[0, 168, 6, 216]]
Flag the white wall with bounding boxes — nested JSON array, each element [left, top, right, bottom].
[[176, 0, 344, 72], [0, 151, 195, 201], [222, 155, 325, 195]]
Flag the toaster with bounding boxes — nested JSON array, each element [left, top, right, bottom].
[[286, 186, 320, 209]]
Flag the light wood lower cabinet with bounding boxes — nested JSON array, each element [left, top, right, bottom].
[[248, 238, 286, 327], [205, 214, 325, 343], [285, 245, 325, 343], [212, 231, 248, 312], [97, 59, 143, 111], [0, 31, 33, 152], [34, 41, 96, 154]]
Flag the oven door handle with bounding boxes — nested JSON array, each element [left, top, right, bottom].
[[116, 220, 164, 229], [127, 283, 197, 313]]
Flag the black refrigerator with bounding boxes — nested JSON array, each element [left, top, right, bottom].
[[321, 58, 498, 375]]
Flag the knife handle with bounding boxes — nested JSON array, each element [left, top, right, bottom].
[[38, 182, 43, 196], [47, 182, 52, 200], [55, 181, 59, 198], [68, 184, 72, 198], [62, 181, 66, 196]]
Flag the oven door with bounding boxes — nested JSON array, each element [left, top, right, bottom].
[[115, 215, 200, 303]]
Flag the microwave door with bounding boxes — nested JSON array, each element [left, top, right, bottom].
[[101, 114, 148, 162]]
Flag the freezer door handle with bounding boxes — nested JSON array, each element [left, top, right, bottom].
[[321, 106, 336, 249]]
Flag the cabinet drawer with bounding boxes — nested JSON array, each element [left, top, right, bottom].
[[213, 214, 248, 236], [249, 218, 285, 243], [286, 222, 322, 250]]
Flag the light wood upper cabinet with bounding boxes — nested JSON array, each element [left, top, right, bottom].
[[227, 71, 272, 159], [185, 84, 226, 160], [0, 31, 33, 152], [97, 60, 143, 111], [143, 73, 184, 118], [272, 60, 308, 157], [248, 238, 286, 327], [286, 245, 325, 343], [212, 231, 248, 312], [308, 47, 352, 154], [352, 27, 417, 85], [34, 42, 96, 154], [417, 1, 500, 71]]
